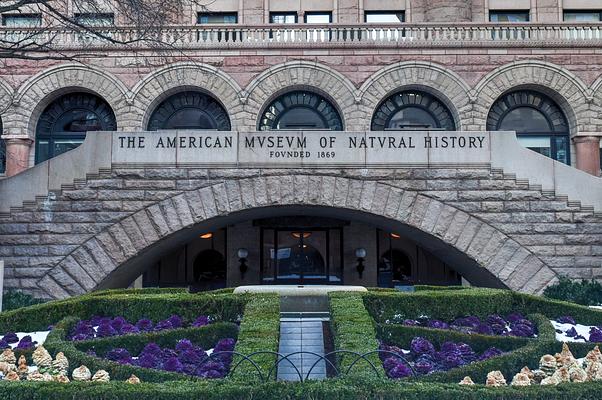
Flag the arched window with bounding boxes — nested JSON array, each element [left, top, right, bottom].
[[147, 91, 231, 131], [35, 93, 116, 164], [487, 90, 570, 164], [371, 90, 456, 131], [258, 91, 343, 130]]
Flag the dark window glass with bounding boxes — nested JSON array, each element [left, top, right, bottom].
[[489, 11, 530, 22], [372, 91, 456, 131], [197, 12, 238, 24], [2, 14, 42, 27], [74, 13, 114, 26], [35, 93, 116, 164], [364, 11, 405, 23], [270, 12, 297, 24], [259, 91, 343, 131], [304, 12, 332, 24], [0, 137, 5, 174], [487, 90, 570, 164], [563, 11, 602, 22], [147, 91, 231, 131]]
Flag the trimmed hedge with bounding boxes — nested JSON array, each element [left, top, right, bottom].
[[543, 278, 602, 306], [0, 291, 245, 332], [329, 292, 383, 378], [1, 289, 46, 312], [2, 377, 602, 399], [230, 293, 280, 381]]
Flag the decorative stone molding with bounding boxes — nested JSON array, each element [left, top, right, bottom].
[[358, 61, 473, 131], [131, 62, 245, 131], [472, 61, 590, 134], [30, 174, 557, 299], [244, 61, 360, 131], [11, 64, 130, 139]]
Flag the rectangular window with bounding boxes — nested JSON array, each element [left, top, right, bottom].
[[2, 14, 42, 27], [74, 13, 114, 27], [0, 139, 5, 174], [197, 12, 238, 24], [563, 10, 602, 22], [270, 12, 297, 24], [304, 12, 332, 24], [364, 11, 405, 23], [489, 10, 530, 22]]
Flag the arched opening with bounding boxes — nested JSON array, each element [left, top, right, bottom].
[[192, 249, 227, 291], [147, 91, 231, 131], [487, 90, 570, 164], [258, 90, 343, 130], [92, 205, 512, 293], [35, 92, 116, 164], [371, 90, 456, 131]]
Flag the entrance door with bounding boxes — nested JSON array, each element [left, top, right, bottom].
[[261, 228, 342, 285]]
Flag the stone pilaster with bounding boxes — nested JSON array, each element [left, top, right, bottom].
[[4, 138, 32, 177], [573, 135, 601, 177]]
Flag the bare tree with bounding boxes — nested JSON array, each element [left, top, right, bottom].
[[0, 0, 215, 60]]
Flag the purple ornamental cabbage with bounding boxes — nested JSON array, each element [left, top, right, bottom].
[[154, 320, 173, 331], [136, 319, 154, 332], [455, 342, 476, 361], [440, 353, 464, 369], [557, 316, 576, 325], [106, 348, 131, 361], [427, 320, 450, 330], [2, 332, 19, 344], [410, 337, 435, 355], [15, 337, 35, 350], [475, 323, 494, 336], [575, 334, 587, 341], [120, 323, 140, 335], [565, 327, 578, 338], [163, 357, 184, 372], [589, 327, 602, 343], [198, 360, 226, 374], [0, 339, 9, 349], [96, 323, 117, 338], [193, 316, 210, 327], [402, 319, 420, 326], [487, 315, 507, 326], [388, 363, 412, 379], [168, 315, 183, 329], [200, 369, 224, 379], [136, 353, 159, 369], [452, 316, 480, 328], [477, 347, 503, 361], [383, 357, 400, 372], [142, 342, 162, 356], [414, 359, 434, 375], [110, 316, 127, 332], [215, 338, 236, 352], [507, 312, 526, 323], [509, 322, 535, 337], [179, 349, 203, 365], [175, 339, 194, 353]]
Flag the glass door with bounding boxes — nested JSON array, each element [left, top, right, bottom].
[[261, 227, 342, 285]]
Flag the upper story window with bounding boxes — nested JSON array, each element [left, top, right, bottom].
[[563, 10, 602, 22], [304, 12, 332, 24], [364, 11, 405, 23], [197, 12, 238, 24], [2, 14, 42, 27], [270, 12, 297, 24], [74, 13, 114, 26], [489, 10, 530, 22]]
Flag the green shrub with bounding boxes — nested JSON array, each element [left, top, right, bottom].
[[329, 292, 383, 378], [1, 289, 45, 312], [543, 278, 602, 306], [230, 293, 280, 382]]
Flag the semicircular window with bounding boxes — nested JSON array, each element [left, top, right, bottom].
[[35, 93, 116, 164], [147, 91, 231, 131], [371, 90, 456, 131], [487, 90, 570, 164], [258, 91, 343, 131]]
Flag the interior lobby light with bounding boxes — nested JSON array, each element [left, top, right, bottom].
[[390, 233, 401, 239], [200, 232, 213, 239], [291, 232, 312, 239]]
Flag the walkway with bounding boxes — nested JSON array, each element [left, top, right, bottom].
[[277, 313, 329, 381]]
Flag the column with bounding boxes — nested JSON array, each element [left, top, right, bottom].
[[573, 135, 601, 177], [4, 138, 33, 177]]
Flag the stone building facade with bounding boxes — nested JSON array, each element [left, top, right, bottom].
[[0, 0, 602, 298]]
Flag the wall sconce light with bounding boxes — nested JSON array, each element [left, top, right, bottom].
[[355, 248, 366, 279], [238, 248, 249, 279]]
